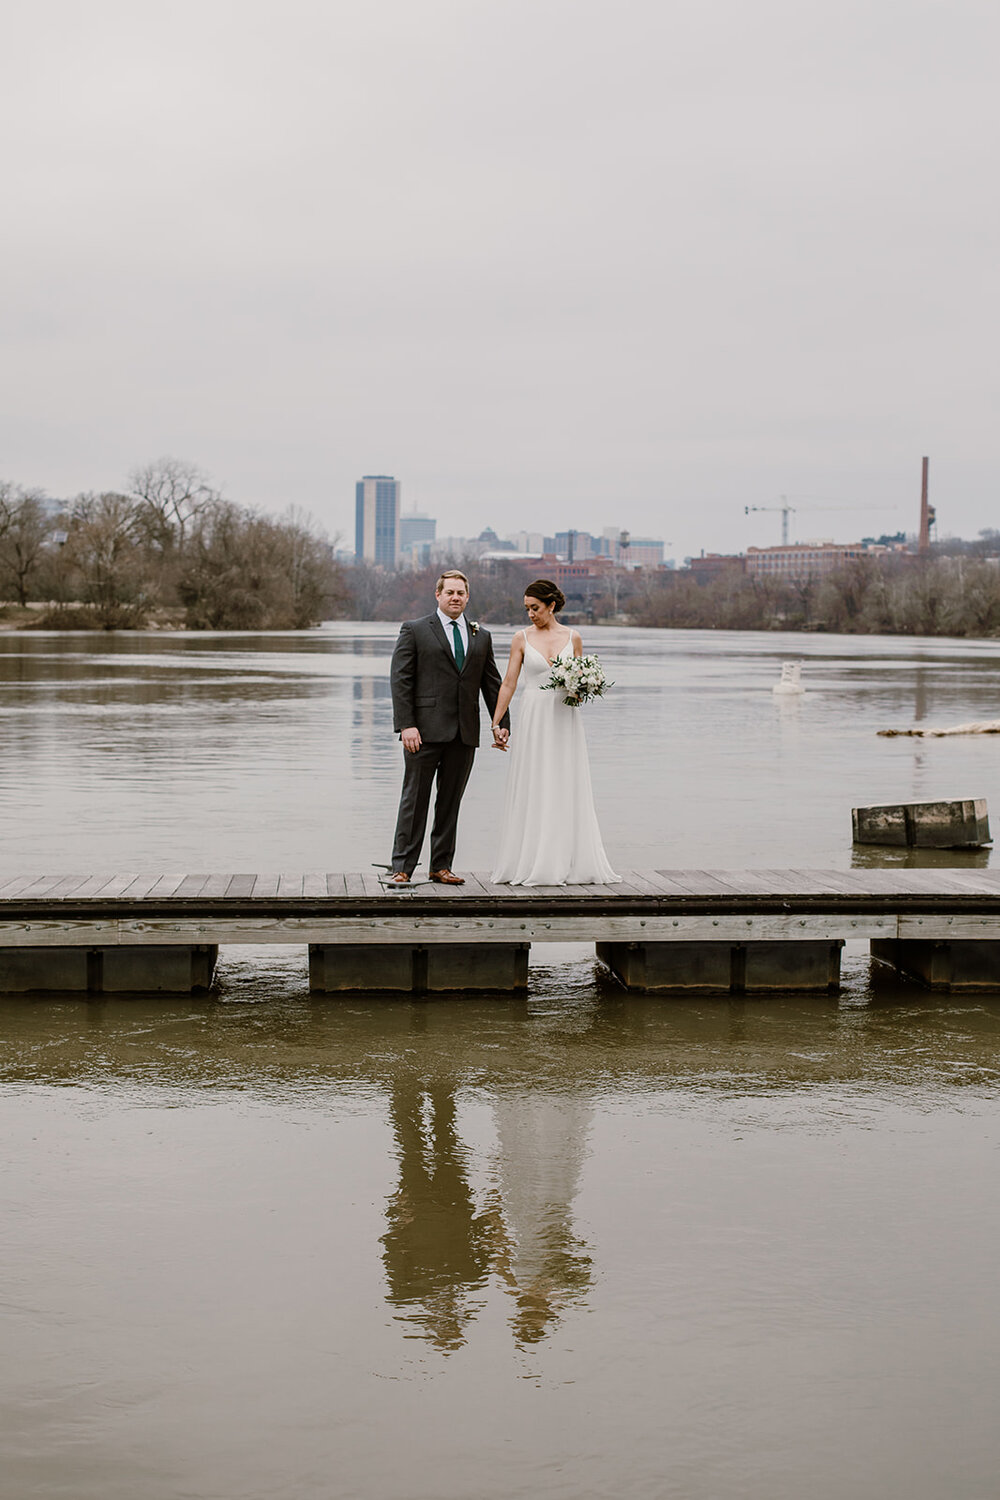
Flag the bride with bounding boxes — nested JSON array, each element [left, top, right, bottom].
[[489, 579, 619, 886]]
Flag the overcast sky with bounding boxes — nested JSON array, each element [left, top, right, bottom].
[[2, 0, 997, 560]]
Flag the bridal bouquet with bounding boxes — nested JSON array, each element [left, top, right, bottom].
[[541, 654, 612, 708]]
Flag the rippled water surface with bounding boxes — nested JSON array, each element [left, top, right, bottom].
[[2, 625, 1000, 1499]]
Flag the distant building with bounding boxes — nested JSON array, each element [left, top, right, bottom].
[[555, 530, 602, 561], [399, 510, 436, 567], [688, 553, 746, 585], [426, 520, 666, 573], [601, 527, 664, 569], [477, 527, 517, 552], [507, 530, 547, 554], [746, 542, 868, 583], [618, 537, 664, 570], [355, 475, 400, 567]]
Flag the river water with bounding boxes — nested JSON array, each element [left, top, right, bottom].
[[2, 625, 1000, 1499]]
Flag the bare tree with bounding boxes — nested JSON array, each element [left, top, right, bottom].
[[127, 457, 219, 554], [65, 492, 155, 626], [0, 486, 54, 604], [0, 482, 61, 604], [178, 502, 345, 628]]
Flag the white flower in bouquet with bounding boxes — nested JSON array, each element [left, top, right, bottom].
[[541, 653, 612, 707]]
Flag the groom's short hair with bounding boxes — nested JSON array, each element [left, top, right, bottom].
[[436, 569, 469, 593]]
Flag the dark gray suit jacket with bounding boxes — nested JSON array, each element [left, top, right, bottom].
[[390, 613, 508, 748]]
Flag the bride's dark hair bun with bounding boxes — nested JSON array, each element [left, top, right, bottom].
[[525, 578, 566, 612]]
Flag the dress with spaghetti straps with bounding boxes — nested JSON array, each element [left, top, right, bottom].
[[491, 633, 619, 886]]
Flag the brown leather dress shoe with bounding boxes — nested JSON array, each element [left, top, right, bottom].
[[429, 869, 464, 885], [387, 871, 410, 885]]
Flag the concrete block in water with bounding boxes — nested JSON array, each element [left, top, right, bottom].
[[0, 945, 217, 993], [0, 947, 91, 992], [597, 940, 842, 994], [101, 946, 218, 992], [597, 941, 732, 993], [872, 937, 1000, 992], [743, 941, 843, 993], [308, 943, 529, 993], [852, 798, 990, 848], [309, 943, 415, 992], [424, 944, 528, 992]]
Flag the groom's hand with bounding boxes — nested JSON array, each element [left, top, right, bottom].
[[401, 727, 422, 753], [492, 727, 509, 751]]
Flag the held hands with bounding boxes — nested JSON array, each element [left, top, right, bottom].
[[492, 725, 509, 751]]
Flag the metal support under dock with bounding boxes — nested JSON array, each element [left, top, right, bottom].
[[3, 868, 1000, 995]]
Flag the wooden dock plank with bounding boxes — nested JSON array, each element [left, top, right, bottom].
[[621, 871, 674, 896], [4, 867, 1000, 924], [618, 870, 677, 897], [739, 869, 812, 895], [682, 869, 774, 897], [60, 873, 123, 899], [651, 870, 724, 896], [34, 874, 94, 900], [782, 869, 870, 896], [656, 869, 743, 897], [119, 873, 171, 900], [146, 874, 188, 898], [697, 870, 806, 897], [787, 868, 869, 896], [2, 874, 67, 899], [470, 873, 513, 898], [918, 868, 1000, 895], [850, 868, 976, 896], [79, 873, 142, 899]]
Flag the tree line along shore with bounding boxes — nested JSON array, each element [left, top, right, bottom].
[[2, 463, 999, 636]]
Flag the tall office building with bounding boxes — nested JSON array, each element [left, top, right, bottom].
[[399, 510, 436, 566], [355, 475, 401, 567]]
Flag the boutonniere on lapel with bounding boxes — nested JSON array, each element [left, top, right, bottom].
[[469, 621, 480, 637]]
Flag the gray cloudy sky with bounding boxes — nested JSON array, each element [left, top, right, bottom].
[[2, 0, 997, 560]]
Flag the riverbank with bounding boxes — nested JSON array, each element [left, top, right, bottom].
[[0, 603, 200, 630]]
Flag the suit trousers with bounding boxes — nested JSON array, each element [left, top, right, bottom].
[[391, 736, 477, 874]]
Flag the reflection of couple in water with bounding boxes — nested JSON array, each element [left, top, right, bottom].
[[381, 1074, 593, 1351], [388, 571, 618, 887]]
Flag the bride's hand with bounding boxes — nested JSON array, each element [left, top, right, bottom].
[[492, 726, 509, 751]]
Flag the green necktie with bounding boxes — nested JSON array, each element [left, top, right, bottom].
[[451, 620, 465, 669]]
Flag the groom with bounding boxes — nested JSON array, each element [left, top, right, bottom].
[[388, 570, 509, 886]]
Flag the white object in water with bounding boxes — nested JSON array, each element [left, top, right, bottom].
[[773, 660, 805, 695]]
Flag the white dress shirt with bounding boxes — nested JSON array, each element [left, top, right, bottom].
[[437, 608, 469, 660]]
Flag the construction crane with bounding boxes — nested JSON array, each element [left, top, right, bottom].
[[744, 498, 893, 547]]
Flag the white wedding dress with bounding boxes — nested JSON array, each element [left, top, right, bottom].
[[491, 635, 620, 886]]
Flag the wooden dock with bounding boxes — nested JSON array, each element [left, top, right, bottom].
[[3, 867, 1000, 994]]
